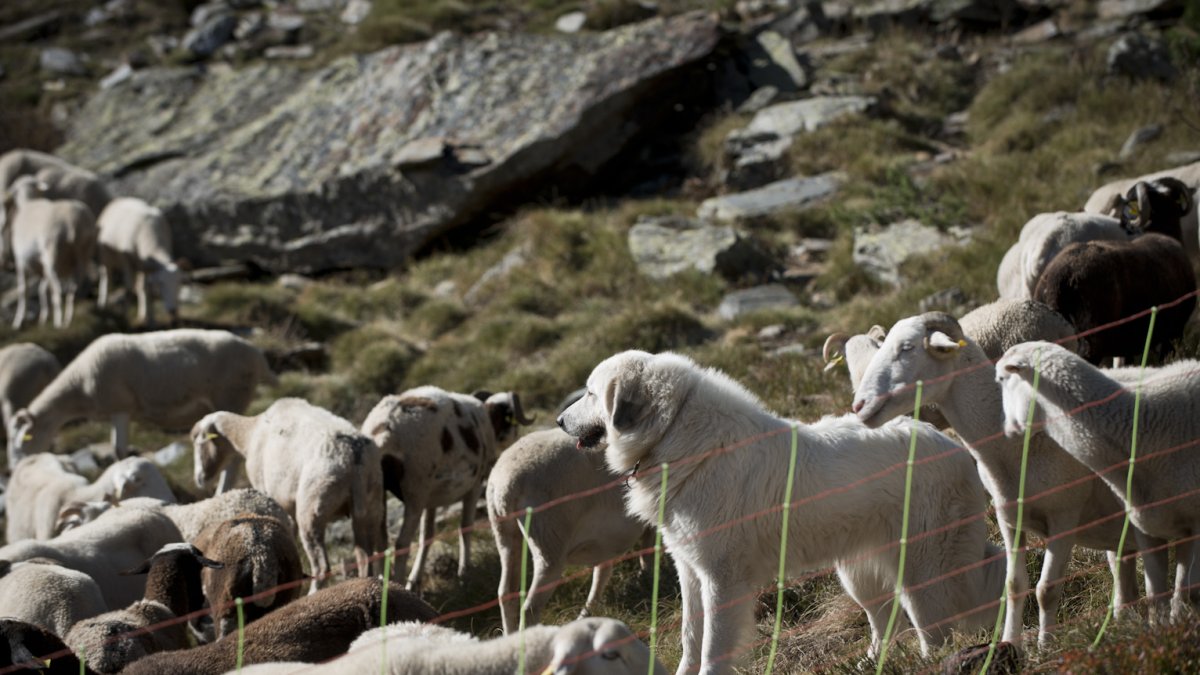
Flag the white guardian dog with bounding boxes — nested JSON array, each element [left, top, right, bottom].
[[558, 350, 1013, 675]]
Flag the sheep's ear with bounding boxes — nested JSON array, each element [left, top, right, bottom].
[[867, 324, 887, 342], [608, 363, 648, 432], [471, 390, 493, 403], [924, 331, 965, 359]]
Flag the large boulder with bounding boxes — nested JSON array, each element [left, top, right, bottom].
[[57, 13, 722, 273], [852, 219, 969, 286], [698, 173, 843, 223], [628, 215, 778, 281]]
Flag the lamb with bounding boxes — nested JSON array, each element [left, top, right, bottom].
[[2, 175, 97, 330], [1085, 160, 1200, 264], [119, 578, 438, 675], [64, 543, 223, 674], [0, 558, 107, 638], [0, 343, 60, 443], [852, 313, 1172, 646], [0, 149, 78, 230], [263, 616, 665, 675], [0, 618, 98, 675], [996, 340, 1200, 615], [0, 499, 182, 608], [487, 428, 651, 633], [192, 398, 385, 594], [360, 387, 535, 590], [192, 514, 304, 639], [6, 454, 175, 541], [55, 490, 292, 542], [95, 197, 183, 327], [1033, 232, 1196, 364], [7, 329, 276, 470], [31, 165, 111, 224]]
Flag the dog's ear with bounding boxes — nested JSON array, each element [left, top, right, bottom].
[[607, 361, 648, 432]]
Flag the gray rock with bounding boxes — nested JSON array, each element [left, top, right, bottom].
[[698, 173, 843, 223], [556, 11, 588, 33], [929, 0, 1021, 23], [0, 10, 63, 42], [464, 246, 529, 305], [100, 63, 134, 89], [1166, 151, 1200, 166], [191, 1, 230, 28], [58, 13, 722, 274], [154, 442, 191, 467], [40, 47, 87, 76], [628, 216, 778, 281], [183, 13, 239, 58], [737, 86, 780, 114], [264, 44, 314, 59], [718, 283, 799, 320], [267, 11, 306, 35], [918, 286, 970, 314], [235, 12, 266, 40], [340, 0, 372, 25], [752, 30, 809, 90], [297, 0, 344, 11], [1106, 33, 1177, 82], [1097, 0, 1182, 19], [86, 0, 133, 27], [853, 219, 969, 286], [1118, 123, 1162, 160], [1012, 17, 1062, 44]]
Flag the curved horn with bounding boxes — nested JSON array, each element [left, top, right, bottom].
[[822, 332, 850, 363], [1134, 181, 1152, 229], [509, 392, 536, 425]]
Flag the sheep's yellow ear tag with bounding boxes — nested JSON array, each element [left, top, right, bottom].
[[22, 433, 32, 441], [205, 432, 218, 440], [957, 339, 967, 347]]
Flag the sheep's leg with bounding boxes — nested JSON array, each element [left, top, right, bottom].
[[838, 565, 903, 660], [456, 486, 481, 580], [111, 413, 130, 459], [37, 276, 50, 326], [1107, 550, 1139, 621], [995, 519, 1027, 647], [63, 281, 75, 327], [98, 265, 109, 308], [135, 270, 149, 324], [12, 265, 26, 330], [699, 569, 754, 674], [48, 274, 63, 328], [674, 559, 704, 675], [524, 553, 565, 628], [392, 501, 422, 584], [1133, 533, 1171, 624], [298, 512, 330, 595], [1035, 536, 1073, 648], [405, 508, 435, 592], [1174, 539, 1200, 620], [581, 563, 615, 618], [495, 524, 523, 634]]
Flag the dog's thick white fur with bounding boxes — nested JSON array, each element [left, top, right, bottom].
[[559, 351, 1015, 675]]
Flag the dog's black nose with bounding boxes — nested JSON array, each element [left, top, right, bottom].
[[555, 414, 565, 430]]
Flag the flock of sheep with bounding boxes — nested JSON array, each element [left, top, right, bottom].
[[0, 143, 1197, 675]]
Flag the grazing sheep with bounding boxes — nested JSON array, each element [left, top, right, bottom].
[[997, 340, 1200, 615], [7, 329, 276, 469], [0, 618, 98, 675], [852, 313, 1172, 645], [1085, 160, 1200, 264], [64, 543, 223, 674], [559, 351, 1013, 668], [0, 558, 107, 638], [0, 500, 182, 608], [996, 211, 1129, 300], [193, 515, 304, 639], [0, 343, 60, 443], [31, 166, 112, 225], [488, 428, 651, 633], [95, 197, 183, 327], [54, 490, 291, 541], [1033, 233, 1196, 364], [120, 579, 438, 675], [0, 149, 78, 230], [3, 176, 97, 330], [6, 454, 175, 542], [360, 387, 535, 590], [278, 617, 665, 675], [192, 398, 385, 594]]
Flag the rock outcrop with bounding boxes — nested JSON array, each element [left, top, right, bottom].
[[58, 13, 722, 273]]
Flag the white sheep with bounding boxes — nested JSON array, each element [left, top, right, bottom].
[[852, 313, 1172, 645], [0, 343, 60, 444], [1085, 160, 1200, 264], [5, 454, 175, 542], [996, 340, 1200, 616], [487, 428, 651, 633], [0, 499, 182, 608], [192, 398, 385, 594], [0, 558, 108, 638], [54, 490, 292, 542], [31, 165, 111, 224], [360, 387, 535, 590], [7, 329, 276, 471], [2, 175, 97, 330], [64, 543, 224, 674], [0, 149, 78, 231], [96, 197, 183, 327], [996, 211, 1128, 300], [262, 617, 665, 675]]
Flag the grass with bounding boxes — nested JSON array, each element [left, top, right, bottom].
[[3, 15, 1200, 674]]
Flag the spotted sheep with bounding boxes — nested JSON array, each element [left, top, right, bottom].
[[360, 386, 535, 591]]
